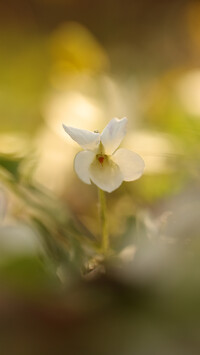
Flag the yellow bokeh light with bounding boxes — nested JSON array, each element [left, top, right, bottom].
[[43, 90, 104, 144], [176, 70, 200, 117], [126, 131, 178, 174]]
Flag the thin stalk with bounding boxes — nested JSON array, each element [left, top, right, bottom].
[[98, 188, 109, 254]]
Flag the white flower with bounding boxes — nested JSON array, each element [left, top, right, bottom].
[[63, 117, 145, 193]]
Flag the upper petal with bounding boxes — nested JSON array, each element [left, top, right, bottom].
[[89, 156, 123, 193], [63, 124, 100, 150], [74, 150, 95, 184], [112, 148, 145, 181], [100, 117, 127, 155]]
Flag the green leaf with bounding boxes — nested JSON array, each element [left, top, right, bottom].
[[0, 154, 24, 180]]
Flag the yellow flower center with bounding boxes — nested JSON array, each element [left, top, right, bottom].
[[96, 142, 107, 166], [98, 156, 104, 165]]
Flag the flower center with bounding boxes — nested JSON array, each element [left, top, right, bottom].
[[98, 156, 104, 165]]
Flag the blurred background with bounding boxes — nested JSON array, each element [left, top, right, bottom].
[[1, 0, 200, 354]]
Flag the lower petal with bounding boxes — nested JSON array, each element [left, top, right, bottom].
[[112, 148, 145, 181], [74, 151, 95, 184], [89, 157, 123, 193]]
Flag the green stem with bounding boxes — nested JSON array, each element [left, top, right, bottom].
[[98, 188, 109, 254]]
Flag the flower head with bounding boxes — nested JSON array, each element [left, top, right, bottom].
[[63, 118, 145, 192]]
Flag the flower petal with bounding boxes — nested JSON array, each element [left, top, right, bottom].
[[112, 148, 145, 181], [100, 117, 127, 155], [89, 156, 123, 192], [63, 124, 100, 150], [74, 151, 95, 184]]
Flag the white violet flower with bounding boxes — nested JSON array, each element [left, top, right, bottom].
[[63, 117, 145, 193]]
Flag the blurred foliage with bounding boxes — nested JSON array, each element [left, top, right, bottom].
[[0, 30, 49, 133], [0, 148, 200, 354]]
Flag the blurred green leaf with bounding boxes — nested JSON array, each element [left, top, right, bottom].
[[0, 255, 59, 292], [0, 154, 24, 180]]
